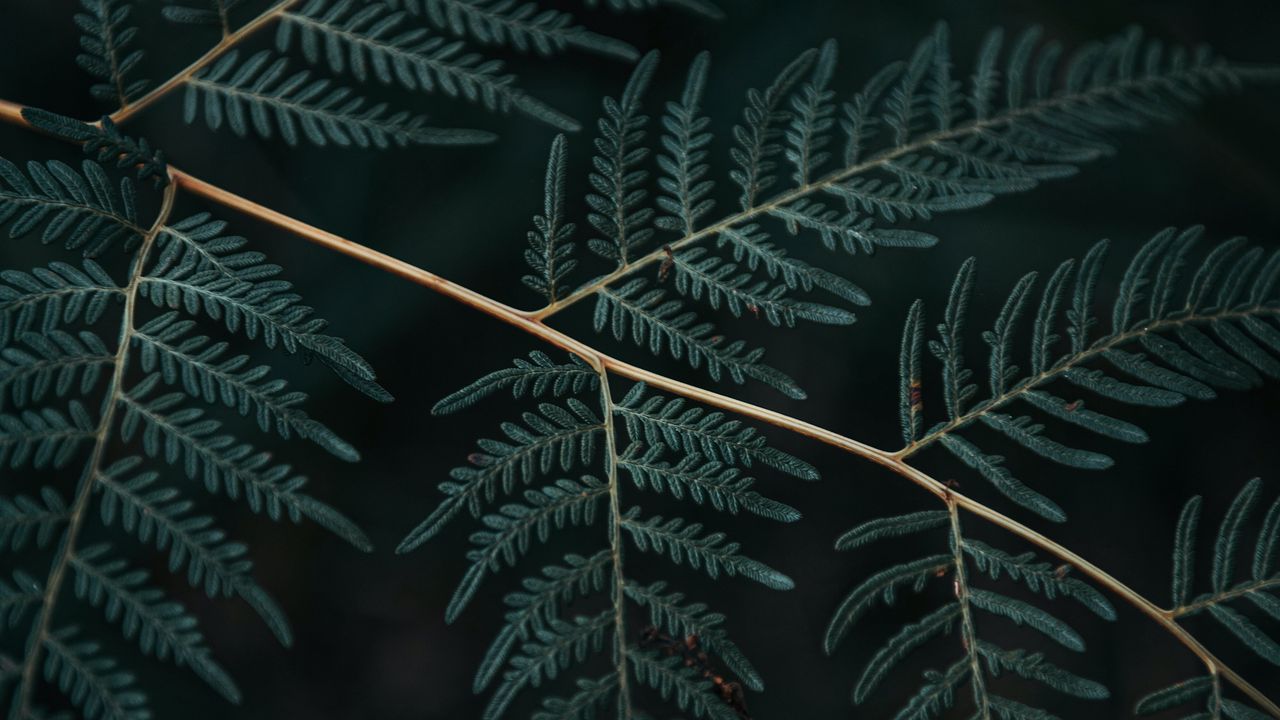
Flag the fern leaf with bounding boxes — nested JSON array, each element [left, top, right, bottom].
[[484, 611, 612, 720], [657, 52, 714, 235], [618, 443, 800, 521], [715, 225, 871, 306], [184, 49, 494, 148], [984, 271, 1037, 396], [824, 554, 950, 654], [967, 588, 1085, 651], [0, 400, 97, 470], [446, 477, 608, 622], [69, 545, 239, 703], [400, 399, 602, 551], [834, 510, 949, 551], [524, 135, 578, 301], [41, 627, 149, 720], [0, 488, 68, 552], [20, 110, 168, 187], [963, 540, 1116, 619], [786, 40, 839, 186], [1, 330, 113, 412], [132, 313, 355, 460], [1172, 494, 1203, 607], [670, 247, 857, 327], [160, 0, 242, 31], [433, 351, 597, 415], [938, 434, 1066, 522], [0, 261, 122, 346], [930, 257, 978, 420], [1213, 478, 1262, 593], [1207, 604, 1280, 664], [854, 603, 961, 703], [586, 51, 658, 263], [620, 509, 793, 589], [531, 674, 618, 720], [893, 660, 969, 719], [278, 0, 576, 131], [629, 649, 739, 720], [0, 158, 142, 256], [1135, 676, 1213, 715], [899, 299, 926, 445], [73, 0, 147, 108], [0, 570, 43, 630], [401, 0, 638, 60], [626, 579, 762, 690], [731, 48, 817, 209], [977, 641, 1108, 699], [614, 383, 817, 479], [594, 279, 804, 398], [114, 379, 370, 550], [474, 551, 611, 692]]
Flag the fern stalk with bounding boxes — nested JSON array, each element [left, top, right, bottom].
[[1171, 577, 1280, 618], [11, 179, 179, 718], [947, 499, 992, 718], [597, 368, 634, 715], [530, 62, 1272, 321]]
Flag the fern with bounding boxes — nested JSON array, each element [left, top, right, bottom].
[[894, 228, 1280, 522], [74, 0, 147, 109], [401, 355, 800, 718], [825, 503, 1114, 714], [0, 130, 381, 718], [518, 25, 1276, 402]]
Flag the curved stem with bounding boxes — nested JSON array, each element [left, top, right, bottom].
[[946, 500, 991, 719], [107, 0, 300, 126], [11, 179, 178, 718], [1171, 578, 1280, 619]]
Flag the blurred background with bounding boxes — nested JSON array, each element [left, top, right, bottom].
[[2, 0, 1280, 717]]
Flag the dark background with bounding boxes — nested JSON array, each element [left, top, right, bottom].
[[2, 0, 1280, 718]]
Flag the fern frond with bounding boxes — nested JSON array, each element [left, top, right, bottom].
[[786, 40, 839, 187], [484, 611, 612, 720], [531, 674, 617, 720], [474, 551, 611, 692], [628, 649, 739, 720], [670, 247, 857, 327], [715, 224, 870, 306], [93, 458, 290, 640], [901, 229, 1280, 521], [0, 261, 122, 347], [614, 383, 817, 478], [831, 509, 1111, 713], [1162, 479, 1280, 666], [1, 330, 113, 412], [730, 47, 816, 209], [446, 476, 608, 622], [113, 378, 370, 550], [594, 278, 804, 397], [132, 312, 355, 460], [625, 579, 762, 690], [184, 49, 494, 148], [139, 213, 386, 399], [0, 488, 68, 552], [657, 52, 714, 236], [160, 0, 243, 32], [393, 0, 638, 60], [73, 0, 147, 108], [41, 627, 149, 720], [0, 159, 142, 256], [433, 350, 597, 415], [581, 0, 724, 20], [0, 400, 96, 470], [524, 135, 578, 301], [20, 110, 168, 187], [618, 443, 799, 521], [619, 509, 793, 589], [400, 399, 603, 551], [586, 52, 657, 264], [277, 0, 576, 131], [0, 570, 43, 630], [69, 545, 239, 703]]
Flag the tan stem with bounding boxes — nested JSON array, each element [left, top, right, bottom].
[[12, 179, 178, 717]]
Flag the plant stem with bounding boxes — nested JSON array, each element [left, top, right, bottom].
[[1170, 577, 1280, 618], [107, 0, 301, 126], [596, 367, 633, 716], [946, 499, 990, 719], [11, 179, 177, 718]]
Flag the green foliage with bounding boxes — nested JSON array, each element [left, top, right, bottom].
[[826, 508, 1113, 714], [515, 25, 1272, 400], [0, 135, 381, 717], [402, 355, 799, 717], [74, 0, 147, 108], [1135, 675, 1270, 719], [897, 228, 1280, 522], [1164, 479, 1280, 665]]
